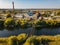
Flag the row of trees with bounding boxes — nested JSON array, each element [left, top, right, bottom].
[[0, 16, 32, 30], [0, 16, 60, 30]]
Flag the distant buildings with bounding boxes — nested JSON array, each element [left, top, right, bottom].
[[27, 11, 33, 16]]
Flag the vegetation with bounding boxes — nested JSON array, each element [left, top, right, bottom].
[[19, 19, 31, 29], [15, 19, 31, 29], [57, 11, 60, 16], [42, 13, 48, 17], [0, 9, 60, 30], [0, 18, 59, 30], [30, 19, 60, 30], [0, 9, 60, 45], [6, 13, 11, 18], [0, 33, 60, 45], [15, 20, 21, 29], [4, 18, 15, 30], [0, 20, 4, 30], [17, 33, 28, 45]]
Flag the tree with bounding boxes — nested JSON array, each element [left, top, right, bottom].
[[6, 13, 11, 18], [57, 12, 60, 16], [8, 36, 17, 45], [15, 20, 21, 29], [23, 36, 40, 45], [41, 38, 52, 45], [17, 33, 28, 45], [0, 20, 4, 30], [4, 18, 15, 30], [19, 19, 31, 29]]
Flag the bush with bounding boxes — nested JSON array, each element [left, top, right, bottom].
[[57, 12, 60, 16], [15, 20, 21, 29], [17, 33, 28, 45], [0, 20, 4, 30], [0, 38, 8, 43], [0, 34, 60, 45], [42, 14, 48, 17], [23, 36, 39, 45], [45, 20, 58, 27], [33, 19, 47, 30], [32, 19, 60, 29], [8, 36, 18, 45], [4, 18, 15, 30], [19, 19, 31, 29], [6, 13, 11, 18], [40, 38, 52, 45]]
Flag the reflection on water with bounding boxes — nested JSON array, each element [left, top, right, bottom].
[[0, 28, 60, 37], [36, 28, 60, 35], [0, 28, 32, 37]]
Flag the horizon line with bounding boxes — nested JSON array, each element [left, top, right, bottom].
[[0, 8, 60, 9]]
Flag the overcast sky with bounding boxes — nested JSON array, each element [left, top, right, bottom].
[[0, 0, 60, 9]]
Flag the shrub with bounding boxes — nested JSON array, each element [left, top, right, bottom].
[[4, 18, 15, 30], [36, 36, 55, 45], [57, 12, 60, 16], [15, 20, 21, 29], [0, 38, 8, 43], [0, 34, 60, 45], [0, 20, 4, 30], [30, 19, 60, 29], [42, 14, 48, 17], [45, 20, 58, 27], [8, 36, 18, 45], [19, 19, 31, 29], [23, 36, 39, 45], [6, 13, 11, 18], [33, 19, 47, 30], [17, 33, 28, 45], [40, 38, 52, 45], [15, 19, 31, 29]]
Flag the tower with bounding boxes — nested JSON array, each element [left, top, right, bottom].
[[12, 2, 14, 12], [12, 2, 14, 18]]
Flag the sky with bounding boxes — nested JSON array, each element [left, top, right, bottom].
[[0, 0, 60, 9]]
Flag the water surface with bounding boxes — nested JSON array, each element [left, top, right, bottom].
[[0, 28, 60, 37]]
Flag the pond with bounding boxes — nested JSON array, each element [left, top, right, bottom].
[[0, 27, 60, 37]]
